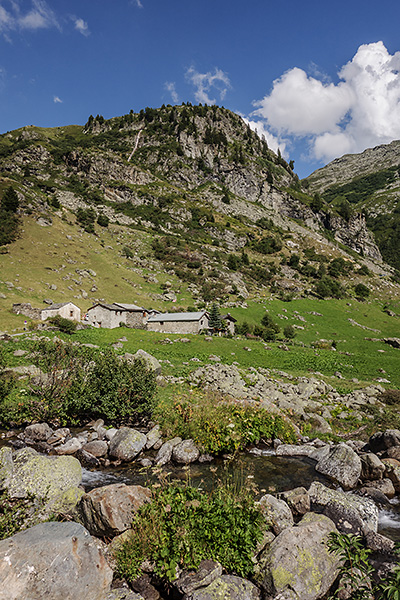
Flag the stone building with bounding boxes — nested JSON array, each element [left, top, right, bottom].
[[146, 311, 209, 334], [12, 303, 42, 320], [86, 302, 148, 329], [221, 314, 236, 335], [41, 302, 81, 322]]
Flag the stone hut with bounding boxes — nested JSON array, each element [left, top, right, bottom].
[[41, 302, 81, 322], [12, 303, 41, 320], [86, 302, 148, 329], [147, 311, 209, 334], [221, 313, 236, 335]]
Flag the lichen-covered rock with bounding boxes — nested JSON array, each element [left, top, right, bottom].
[[106, 590, 144, 600], [0, 521, 113, 600], [259, 494, 294, 535], [362, 478, 396, 499], [308, 481, 378, 534], [78, 483, 151, 537], [83, 440, 108, 458], [109, 427, 147, 461], [256, 513, 340, 600], [174, 560, 223, 595], [315, 443, 361, 490], [6, 447, 82, 501], [280, 487, 310, 517], [145, 425, 162, 449], [0, 446, 13, 490], [129, 349, 162, 376], [172, 439, 200, 464], [155, 441, 173, 466], [184, 574, 260, 600]]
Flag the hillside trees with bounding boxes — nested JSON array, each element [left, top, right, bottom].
[[0, 186, 20, 246]]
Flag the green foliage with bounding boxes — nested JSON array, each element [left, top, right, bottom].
[[97, 214, 109, 227], [314, 276, 345, 299], [261, 313, 280, 334], [283, 324, 296, 339], [252, 236, 282, 255], [1, 186, 19, 212], [323, 165, 399, 205], [208, 303, 222, 332], [76, 207, 96, 233], [0, 209, 19, 246], [122, 246, 133, 259], [354, 283, 370, 300], [13, 340, 157, 425], [0, 345, 15, 406], [328, 257, 352, 278], [48, 315, 77, 334], [327, 532, 373, 599], [117, 481, 265, 583], [154, 390, 296, 454], [379, 389, 400, 406]]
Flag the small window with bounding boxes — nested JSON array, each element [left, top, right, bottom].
[[70, 311, 74, 318]]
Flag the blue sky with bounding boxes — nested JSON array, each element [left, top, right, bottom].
[[1, 1, 400, 178]]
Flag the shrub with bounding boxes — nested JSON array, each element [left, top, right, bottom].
[[25, 340, 157, 425], [354, 283, 370, 300], [379, 389, 400, 406], [1, 186, 19, 212], [48, 315, 77, 334], [0, 345, 14, 407], [116, 481, 265, 583], [283, 324, 296, 339], [154, 390, 296, 454], [97, 214, 109, 227]]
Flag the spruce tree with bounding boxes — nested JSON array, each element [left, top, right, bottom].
[[1, 186, 19, 213], [208, 303, 222, 333]]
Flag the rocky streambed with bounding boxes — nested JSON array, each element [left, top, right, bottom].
[[2, 418, 400, 599]]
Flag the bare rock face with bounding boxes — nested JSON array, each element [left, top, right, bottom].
[[78, 483, 151, 537], [0, 521, 113, 600]]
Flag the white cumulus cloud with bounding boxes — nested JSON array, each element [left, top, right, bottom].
[[74, 17, 89, 36], [165, 81, 179, 104], [0, 0, 60, 33], [186, 66, 231, 105], [53, 95, 62, 103], [252, 41, 400, 163]]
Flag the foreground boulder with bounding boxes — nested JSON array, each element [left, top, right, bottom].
[[172, 439, 200, 464], [78, 483, 151, 537], [109, 428, 147, 461], [315, 443, 361, 490], [256, 513, 340, 600], [309, 482, 378, 535], [259, 494, 294, 535], [184, 575, 260, 600], [0, 521, 113, 600]]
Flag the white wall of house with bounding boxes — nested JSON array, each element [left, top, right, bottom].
[[86, 306, 126, 328], [41, 303, 81, 322]]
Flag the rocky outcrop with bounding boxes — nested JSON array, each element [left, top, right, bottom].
[[108, 428, 147, 461], [314, 443, 362, 490], [0, 521, 113, 600]]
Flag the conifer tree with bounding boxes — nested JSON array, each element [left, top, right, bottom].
[[208, 303, 222, 333]]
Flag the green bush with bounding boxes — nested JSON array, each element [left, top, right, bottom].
[[21, 340, 157, 425], [154, 390, 296, 454], [116, 482, 265, 583], [354, 283, 370, 300], [48, 315, 77, 334]]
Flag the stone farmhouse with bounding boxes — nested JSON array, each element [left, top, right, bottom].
[[86, 302, 150, 329], [146, 310, 209, 334], [12, 302, 81, 322], [221, 314, 237, 335], [41, 302, 81, 322]]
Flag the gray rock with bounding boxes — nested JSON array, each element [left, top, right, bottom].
[[129, 350, 162, 376], [75, 449, 101, 469], [361, 453, 386, 481], [55, 437, 83, 455], [315, 443, 361, 490], [109, 427, 147, 461], [184, 575, 260, 600], [256, 513, 340, 600], [280, 487, 310, 517], [0, 446, 13, 490], [106, 590, 144, 600], [172, 439, 200, 464], [6, 447, 82, 502], [369, 430, 400, 453], [24, 422, 53, 441], [105, 427, 118, 441], [83, 440, 108, 458], [47, 428, 70, 445], [362, 478, 396, 499], [175, 560, 222, 595], [0, 521, 113, 600], [78, 483, 151, 537], [259, 494, 294, 535], [155, 441, 173, 466], [146, 424, 162, 449], [308, 481, 378, 534]]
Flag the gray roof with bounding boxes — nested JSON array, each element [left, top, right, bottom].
[[87, 302, 144, 313], [41, 302, 78, 311], [147, 311, 208, 323]]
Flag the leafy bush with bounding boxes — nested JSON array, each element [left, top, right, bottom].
[[314, 276, 345, 299], [1, 186, 19, 212], [97, 214, 109, 227], [48, 315, 77, 334], [20, 340, 157, 425], [283, 324, 296, 339], [354, 283, 370, 300], [0, 345, 15, 406], [154, 390, 296, 454], [0, 210, 20, 246], [379, 389, 400, 406], [116, 481, 265, 582]]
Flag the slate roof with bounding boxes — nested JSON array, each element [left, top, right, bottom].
[[87, 302, 144, 312], [42, 302, 78, 310], [147, 311, 208, 323]]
